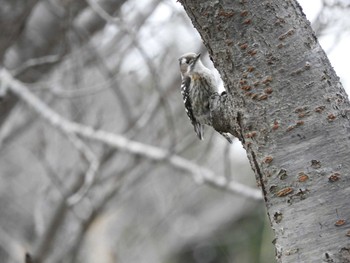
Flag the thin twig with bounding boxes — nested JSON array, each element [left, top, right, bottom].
[[70, 26, 136, 125], [86, 0, 178, 149], [65, 133, 100, 205], [60, 158, 147, 263], [11, 54, 62, 77]]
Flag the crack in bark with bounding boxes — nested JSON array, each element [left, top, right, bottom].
[[236, 111, 245, 143], [235, 111, 267, 202], [251, 150, 267, 202], [235, 111, 267, 201]]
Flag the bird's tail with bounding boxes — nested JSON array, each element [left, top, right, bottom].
[[218, 131, 233, 144], [194, 123, 204, 140]]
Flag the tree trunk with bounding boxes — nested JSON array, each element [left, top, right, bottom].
[[179, 0, 350, 262]]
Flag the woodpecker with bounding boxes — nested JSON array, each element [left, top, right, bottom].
[[178, 52, 232, 143]]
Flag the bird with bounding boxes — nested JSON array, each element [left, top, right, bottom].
[[178, 52, 232, 143]]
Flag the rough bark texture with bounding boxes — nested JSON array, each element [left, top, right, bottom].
[[179, 0, 350, 262]]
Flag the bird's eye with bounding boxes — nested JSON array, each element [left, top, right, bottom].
[[185, 59, 190, 64]]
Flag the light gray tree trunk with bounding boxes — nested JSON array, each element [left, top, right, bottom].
[[179, 0, 350, 262]]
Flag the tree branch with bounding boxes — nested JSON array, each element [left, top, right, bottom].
[[86, 0, 178, 149], [65, 132, 100, 205], [0, 68, 262, 201]]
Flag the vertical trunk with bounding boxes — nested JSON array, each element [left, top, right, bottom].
[[179, 0, 350, 262]]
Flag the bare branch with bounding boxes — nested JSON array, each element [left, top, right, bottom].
[[11, 54, 62, 77], [85, 0, 119, 23], [0, 68, 262, 201], [86, 0, 178, 149], [59, 159, 148, 263], [66, 133, 100, 205], [0, 103, 36, 151]]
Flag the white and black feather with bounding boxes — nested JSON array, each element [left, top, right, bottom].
[[181, 75, 204, 140], [178, 52, 232, 143]]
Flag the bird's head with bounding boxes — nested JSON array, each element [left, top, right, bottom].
[[178, 52, 201, 77]]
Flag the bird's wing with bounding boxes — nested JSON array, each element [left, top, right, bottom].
[[181, 76, 203, 140]]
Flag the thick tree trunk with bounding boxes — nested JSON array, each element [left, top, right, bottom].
[[179, 0, 350, 262]]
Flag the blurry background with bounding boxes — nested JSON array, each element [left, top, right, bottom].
[[0, 0, 348, 262]]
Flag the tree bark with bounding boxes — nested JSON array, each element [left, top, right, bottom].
[[179, 0, 350, 262]]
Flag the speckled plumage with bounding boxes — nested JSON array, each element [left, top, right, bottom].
[[178, 52, 232, 143], [178, 53, 218, 140]]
